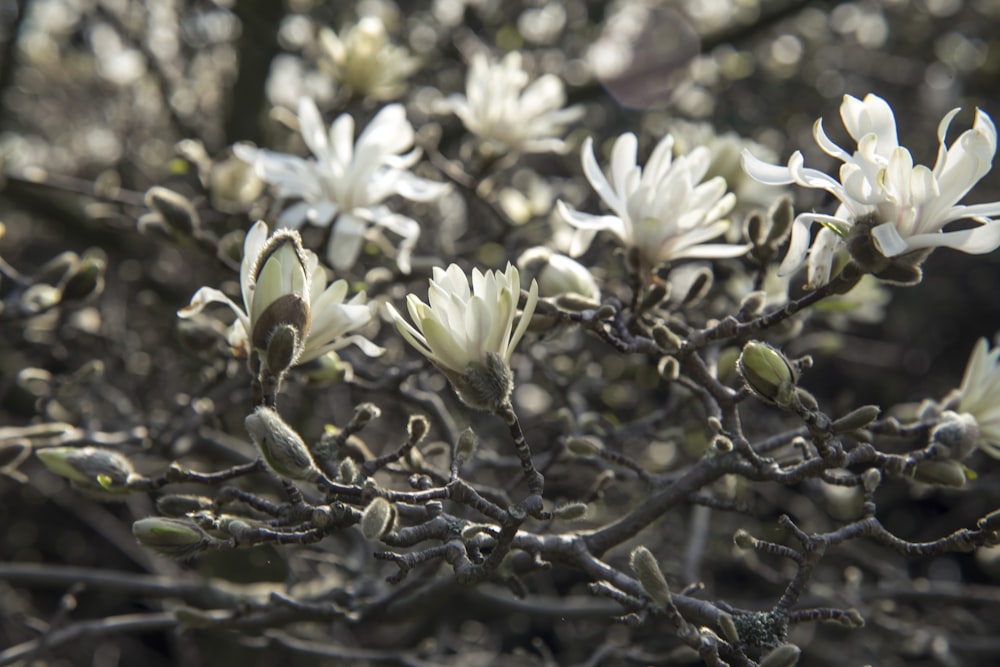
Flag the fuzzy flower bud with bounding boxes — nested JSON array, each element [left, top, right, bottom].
[[36, 446, 138, 493], [629, 545, 672, 609], [132, 517, 210, 560], [244, 407, 318, 481], [360, 497, 396, 541]]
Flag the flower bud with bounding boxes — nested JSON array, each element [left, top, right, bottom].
[[244, 407, 318, 481], [767, 196, 794, 245], [338, 456, 359, 484], [861, 468, 882, 493], [759, 643, 801, 667], [552, 502, 589, 520], [360, 497, 396, 540], [657, 356, 680, 381], [407, 415, 430, 444], [60, 251, 106, 303], [912, 459, 967, 488], [733, 529, 757, 550], [263, 323, 300, 375], [719, 613, 740, 644], [652, 325, 683, 352], [930, 411, 979, 461], [518, 247, 602, 302], [831, 405, 881, 433], [629, 545, 671, 608], [738, 341, 797, 408], [348, 403, 382, 431], [251, 295, 309, 359], [144, 186, 200, 236], [565, 435, 604, 457], [36, 446, 137, 492], [132, 517, 209, 559], [454, 427, 478, 463]]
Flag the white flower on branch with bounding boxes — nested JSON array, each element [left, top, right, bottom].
[[442, 51, 583, 155], [319, 16, 419, 101], [235, 99, 449, 273], [957, 337, 1000, 459], [385, 264, 538, 411], [742, 93, 1000, 288], [178, 221, 382, 373], [557, 132, 747, 271]]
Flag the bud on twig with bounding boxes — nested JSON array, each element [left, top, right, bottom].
[[565, 436, 604, 457], [360, 497, 396, 540], [552, 503, 589, 520], [629, 545, 671, 608], [738, 341, 797, 408], [407, 415, 430, 444], [132, 517, 210, 560], [36, 446, 138, 493], [912, 459, 967, 488], [244, 407, 318, 481], [454, 427, 478, 463], [831, 405, 881, 433]]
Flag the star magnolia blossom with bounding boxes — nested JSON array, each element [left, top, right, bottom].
[[235, 99, 449, 273], [443, 51, 583, 154], [178, 221, 382, 370], [319, 16, 419, 101], [385, 264, 538, 411], [957, 337, 1000, 459], [742, 93, 1000, 287], [556, 133, 747, 269]]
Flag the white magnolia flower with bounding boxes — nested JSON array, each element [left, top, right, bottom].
[[957, 337, 1000, 458], [385, 264, 539, 411], [556, 132, 748, 270], [178, 221, 382, 371], [742, 93, 1000, 287], [319, 16, 419, 101], [235, 99, 449, 273], [443, 51, 583, 154]]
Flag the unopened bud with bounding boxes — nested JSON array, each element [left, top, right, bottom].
[[565, 436, 604, 457], [652, 325, 683, 352], [759, 643, 801, 667], [36, 446, 136, 492], [832, 405, 881, 433], [263, 323, 300, 375], [629, 545, 671, 608], [930, 411, 979, 461], [839, 609, 865, 628], [455, 427, 478, 463], [244, 407, 318, 481], [407, 415, 430, 443], [657, 356, 680, 380], [553, 293, 602, 311], [861, 468, 882, 493], [738, 291, 767, 318], [593, 304, 617, 320], [132, 517, 209, 559], [744, 210, 769, 246], [21, 284, 61, 312], [912, 459, 967, 488], [251, 294, 309, 355], [348, 403, 381, 430], [338, 457, 359, 484], [680, 267, 712, 306], [60, 252, 106, 302], [738, 341, 797, 408], [156, 494, 214, 517], [712, 435, 733, 453], [553, 502, 589, 520], [144, 186, 200, 236], [639, 283, 668, 312], [455, 352, 513, 412], [360, 497, 396, 540], [734, 529, 757, 550]]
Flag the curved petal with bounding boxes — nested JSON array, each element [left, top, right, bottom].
[[741, 149, 794, 185], [905, 221, 1000, 255]]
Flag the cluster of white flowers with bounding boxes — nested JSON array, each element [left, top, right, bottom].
[[319, 16, 419, 101], [743, 93, 1000, 287], [956, 337, 1000, 459]]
